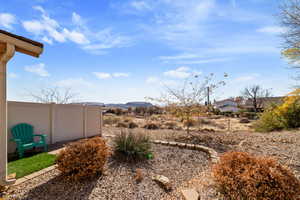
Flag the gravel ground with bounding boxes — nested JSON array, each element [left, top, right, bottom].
[[104, 127, 300, 177], [7, 144, 209, 200], [173, 130, 300, 178]]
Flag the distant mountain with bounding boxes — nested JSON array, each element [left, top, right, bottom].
[[105, 103, 128, 109], [74, 101, 153, 109], [125, 102, 153, 108], [72, 102, 105, 106], [106, 102, 153, 109]]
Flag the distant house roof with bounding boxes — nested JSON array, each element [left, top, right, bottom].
[[244, 96, 284, 108], [0, 29, 43, 48], [214, 99, 237, 105]]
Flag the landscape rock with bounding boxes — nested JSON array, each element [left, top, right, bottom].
[[0, 185, 6, 192], [152, 174, 172, 191], [181, 188, 199, 200], [239, 118, 250, 123]]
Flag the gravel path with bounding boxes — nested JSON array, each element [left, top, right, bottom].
[[7, 144, 209, 200]]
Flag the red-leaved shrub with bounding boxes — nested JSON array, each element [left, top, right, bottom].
[[212, 152, 300, 200]]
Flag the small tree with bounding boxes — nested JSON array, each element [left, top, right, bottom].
[[280, 0, 300, 58], [242, 85, 271, 112], [280, 0, 300, 78], [150, 73, 226, 134], [28, 87, 78, 104]]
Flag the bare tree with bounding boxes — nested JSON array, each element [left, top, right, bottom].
[[242, 85, 272, 112], [149, 73, 226, 134], [29, 87, 78, 104], [280, 0, 300, 68]]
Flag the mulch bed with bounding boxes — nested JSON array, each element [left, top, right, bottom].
[[7, 144, 209, 200]]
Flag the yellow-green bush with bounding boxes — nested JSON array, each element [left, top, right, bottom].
[[254, 108, 283, 132], [255, 89, 300, 132]]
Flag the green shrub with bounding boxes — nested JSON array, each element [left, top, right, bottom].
[[103, 115, 120, 125], [199, 118, 211, 125], [143, 122, 160, 130], [221, 111, 233, 117], [113, 130, 152, 160], [280, 102, 300, 128], [254, 97, 300, 132], [243, 112, 258, 120], [254, 110, 283, 132], [123, 118, 132, 123], [116, 122, 128, 128], [128, 121, 138, 129]]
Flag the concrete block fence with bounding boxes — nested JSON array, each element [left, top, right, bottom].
[[7, 101, 102, 154]]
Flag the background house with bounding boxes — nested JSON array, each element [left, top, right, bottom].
[[214, 99, 240, 113], [214, 96, 285, 113]]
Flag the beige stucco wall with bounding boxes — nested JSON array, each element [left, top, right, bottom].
[[86, 106, 102, 137], [53, 104, 84, 143], [7, 101, 102, 154]]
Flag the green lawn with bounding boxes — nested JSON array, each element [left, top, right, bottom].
[[8, 153, 56, 179]]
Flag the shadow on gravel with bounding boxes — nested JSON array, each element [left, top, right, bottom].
[[21, 174, 99, 200], [108, 152, 154, 173]]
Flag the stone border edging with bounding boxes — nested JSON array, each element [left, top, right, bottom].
[[11, 137, 219, 187], [13, 165, 58, 186], [104, 134, 220, 163], [151, 140, 220, 163]]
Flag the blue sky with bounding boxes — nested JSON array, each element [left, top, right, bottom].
[[0, 0, 297, 103]]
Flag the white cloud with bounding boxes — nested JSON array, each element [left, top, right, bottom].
[[113, 73, 130, 77], [71, 13, 133, 53], [22, 6, 89, 45], [130, 1, 152, 11], [72, 12, 84, 26], [146, 76, 159, 84], [93, 72, 112, 79], [210, 45, 278, 54], [24, 63, 50, 77], [42, 36, 53, 44], [22, 8, 132, 54], [33, 5, 46, 14], [140, 0, 216, 49], [164, 66, 191, 79], [94, 72, 130, 79], [234, 73, 260, 82], [257, 26, 287, 34], [160, 79, 178, 87], [22, 20, 45, 35], [83, 28, 132, 51], [0, 13, 16, 29], [62, 28, 89, 44], [163, 57, 233, 65], [8, 73, 18, 78], [56, 78, 92, 87], [159, 53, 200, 61], [120, 0, 279, 56], [145, 76, 178, 87]]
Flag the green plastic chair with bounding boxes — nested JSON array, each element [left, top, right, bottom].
[[10, 123, 48, 158]]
